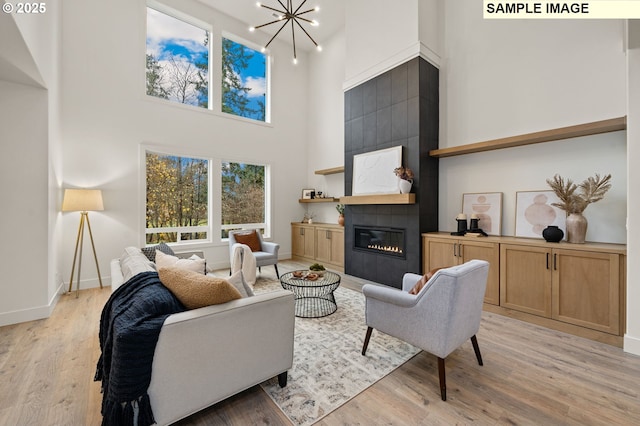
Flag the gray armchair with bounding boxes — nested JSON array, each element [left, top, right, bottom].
[[361, 259, 489, 401], [228, 230, 280, 278]]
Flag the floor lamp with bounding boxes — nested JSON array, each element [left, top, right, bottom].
[[62, 189, 104, 297]]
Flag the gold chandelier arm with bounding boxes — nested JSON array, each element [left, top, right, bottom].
[[292, 0, 309, 15], [295, 8, 317, 17], [254, 18, 287, 30], [293, 18, 319, 47], [291, 18, 297, 59], [264, 19, 291, 48]]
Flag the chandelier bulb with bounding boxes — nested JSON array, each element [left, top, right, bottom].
[[315, 6, 320, 12], [293, 58, 298, 65], [256, 2, 262, 7], [316, 45, 322, 52], [249, 26, 256, 32]]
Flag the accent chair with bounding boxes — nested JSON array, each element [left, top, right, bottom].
[[228, 229, 280, 278]]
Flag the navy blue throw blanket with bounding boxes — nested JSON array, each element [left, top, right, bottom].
[[95, 271, 185, 426]]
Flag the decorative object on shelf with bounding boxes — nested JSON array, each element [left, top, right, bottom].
[[62, 188, 105, 297], [542, 225, 564, 243], [249, 0, 322, 65], [303, 212, 315, 224], [546, 173, 612, 244], [302, 188, 315, 199], [336, 203, 345, 226], [451, 213, 468, 236], [515, 190, 566, 239], [394, 166, 414, 194], [462, 192, 503, 236]]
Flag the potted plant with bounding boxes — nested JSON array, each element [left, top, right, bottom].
[[546, 173, 612, 243], [336, 204, 345, 226], [394, 166, 414, 194]]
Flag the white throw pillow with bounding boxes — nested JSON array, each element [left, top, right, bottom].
[[155, 250, 206, 274]]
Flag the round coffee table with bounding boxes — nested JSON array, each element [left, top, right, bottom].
[[280, 271, 341, 318]]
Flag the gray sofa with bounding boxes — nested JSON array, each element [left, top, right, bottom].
[[109, 247, 294, 425]]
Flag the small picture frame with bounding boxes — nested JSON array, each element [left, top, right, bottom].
[[462, 192, 503, 236], [515, 190, 566, 239], [302, 189, 315, 199]]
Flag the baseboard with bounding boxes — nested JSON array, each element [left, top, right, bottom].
[[0, 282, 63, 327], [624, 334, 640, 356]]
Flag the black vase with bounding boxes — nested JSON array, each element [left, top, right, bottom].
[[542, 225, 564, 243]]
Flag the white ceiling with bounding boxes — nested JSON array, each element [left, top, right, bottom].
[[197, 0, 345, 50]]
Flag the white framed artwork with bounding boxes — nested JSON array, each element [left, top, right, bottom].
[[515, 190, 566, 238], [462, 192, 503, 236], [352, 146, 402, 195]]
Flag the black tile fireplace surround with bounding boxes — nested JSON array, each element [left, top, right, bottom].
[[343, 57, 439, 288]]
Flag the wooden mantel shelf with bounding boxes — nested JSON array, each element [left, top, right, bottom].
[[315, 166, 344, 175], [429, 116, 627, 158], [340, 193, 415, 205]]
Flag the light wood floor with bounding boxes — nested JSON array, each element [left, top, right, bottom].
[[1, 259, 639, 425]]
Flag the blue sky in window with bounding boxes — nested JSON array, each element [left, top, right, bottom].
[[146, 7, 208, 106], [224, 38, 267, 119]]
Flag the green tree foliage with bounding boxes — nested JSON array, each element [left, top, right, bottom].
[[146, 153, 208, 243], [221, 38, 262, 119], [146, 54, 168, 98], [195, 32, 209, 108], [222, 162, 265, 228]]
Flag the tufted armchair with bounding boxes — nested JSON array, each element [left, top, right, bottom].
[[228, 230, 280, 278], [361, 259, 489, 401]]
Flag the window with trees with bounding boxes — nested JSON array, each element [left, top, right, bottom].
[[145, 151, 271, 246], [145, 6, 269, 122], [146, 152, 209, 244], [146, 6, 209, 108], [221, 38, 268, 121], [221, 162, 267, 238]]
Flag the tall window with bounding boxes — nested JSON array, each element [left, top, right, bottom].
[[146, 152, 209, 244], [221, 162, 266, 237], [222, 38, 267, 121], [146, 7, 209, 108]]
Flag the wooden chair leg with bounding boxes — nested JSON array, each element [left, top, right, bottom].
[[471, 335, 483, 366], [438, 357, 446, 401], [362, 327, 373, 355]]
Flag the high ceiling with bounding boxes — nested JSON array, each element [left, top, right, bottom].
[[197, 0, 345, 51]]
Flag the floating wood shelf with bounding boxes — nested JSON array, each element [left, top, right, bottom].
[[314, 166, 344, 175], [298, 198, 340, 203], [340, 193, 415, 205], [429, 116, 627, 158]]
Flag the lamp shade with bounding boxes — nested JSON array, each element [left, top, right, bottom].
[[62, 189, 104, 212]]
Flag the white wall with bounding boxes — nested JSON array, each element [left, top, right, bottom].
[[59, 0, 310, 287], [305, 29, 346, 224], [625, 21, 640, 355], [0, 2, 62, 326], [440, 2, 627, 243]]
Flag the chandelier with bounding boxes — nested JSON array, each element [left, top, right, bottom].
[[249, 0, 322, 64]]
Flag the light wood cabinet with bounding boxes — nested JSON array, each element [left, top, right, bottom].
[[315, 226, 344, 268], [291, 223, 315, 260], [291, 223, 344, 271], [423, 232, 626, 346], [501, 244, 621, 335], [423, 234, 500, 305]]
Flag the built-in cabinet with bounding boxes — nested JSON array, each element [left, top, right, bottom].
[[291, 222, 344, 271], [423, 235, 500, 305], [423, 232, 626, 346]]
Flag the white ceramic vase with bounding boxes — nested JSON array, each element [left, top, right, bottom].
[[398, 179, 413, 194]]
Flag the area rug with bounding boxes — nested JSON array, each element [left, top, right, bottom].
[[253, 277, 420, 426]]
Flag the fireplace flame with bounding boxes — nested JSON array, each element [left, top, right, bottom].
[[367, 244, 403, 254]]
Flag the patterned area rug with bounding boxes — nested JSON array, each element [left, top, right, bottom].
[[254, 277, 420, 426]]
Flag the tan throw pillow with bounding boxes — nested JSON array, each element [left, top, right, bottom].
[[158, 267, 242, 309], [409, 267, 446, 295], [155, 250, 206, 274], [233, 230, 262, 252]]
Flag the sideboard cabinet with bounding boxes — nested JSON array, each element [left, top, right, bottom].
[[423, 232, 626, 346], [291, 222, 344, 271]]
